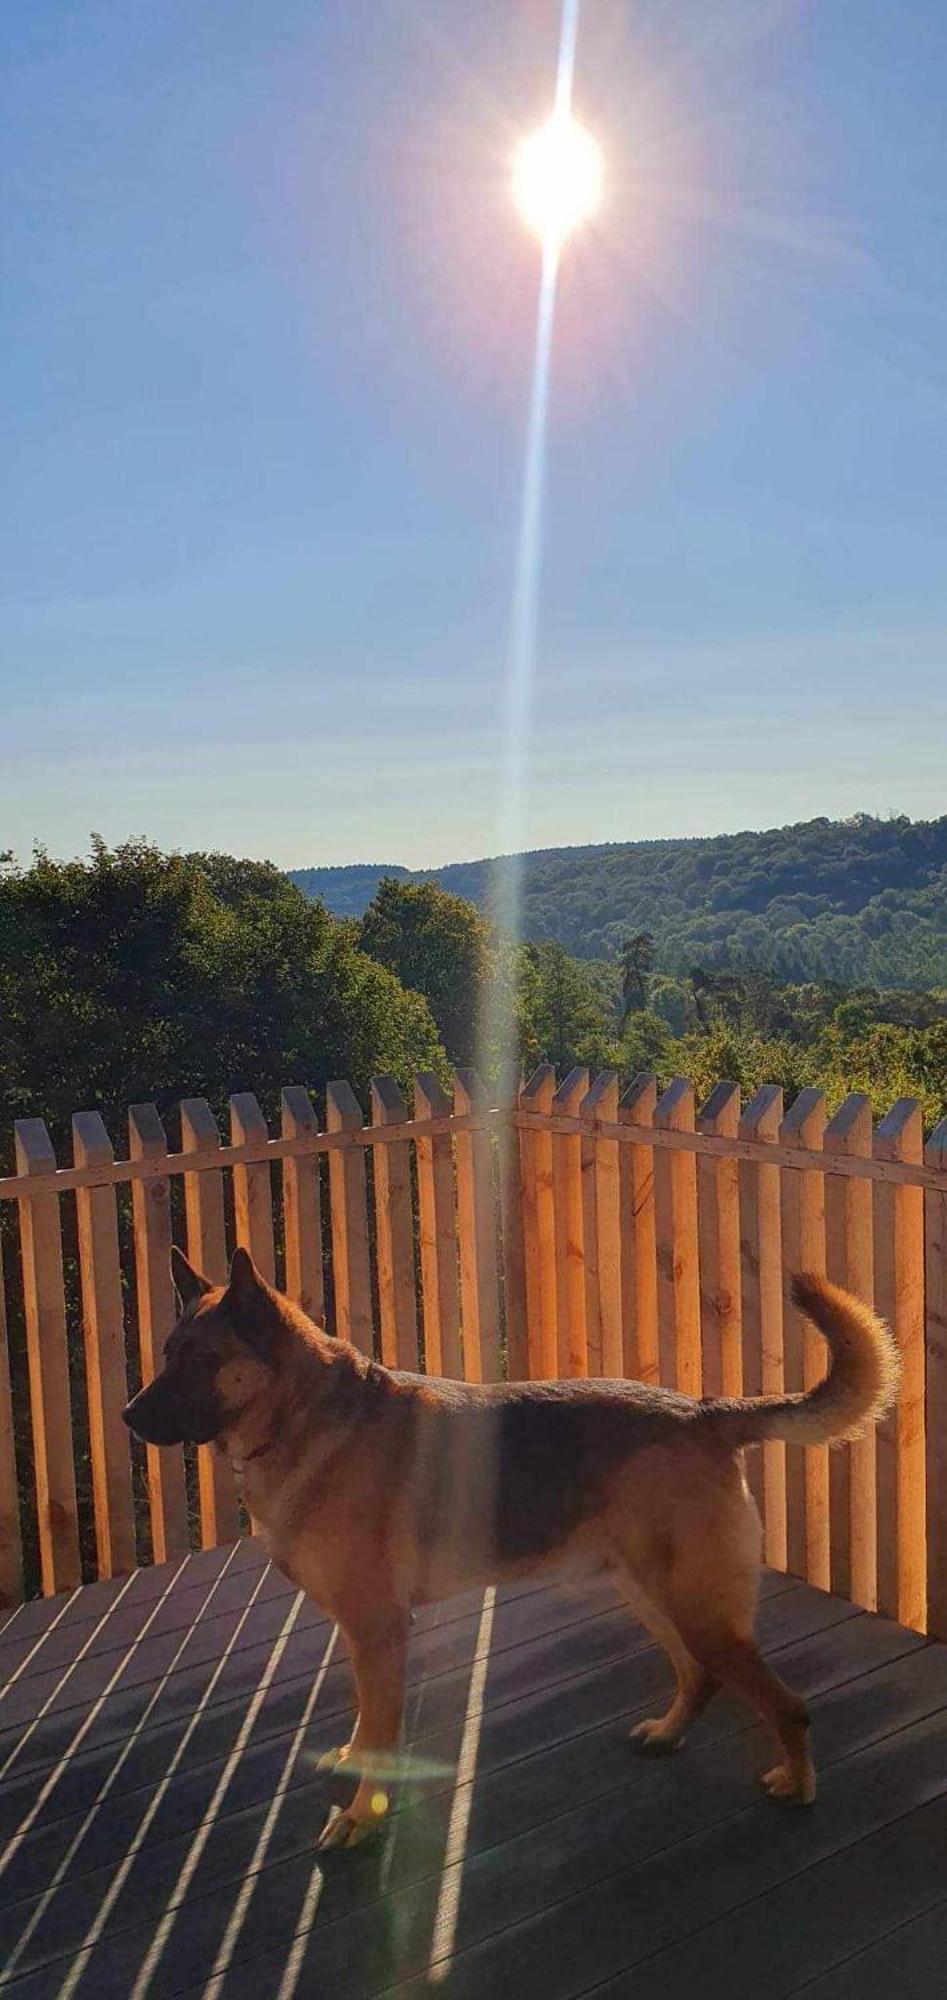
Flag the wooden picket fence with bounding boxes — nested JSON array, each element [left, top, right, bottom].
[[1, 1070, 945, 1641]]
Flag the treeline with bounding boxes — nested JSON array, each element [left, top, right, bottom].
[[291, 812, 947, 990], [2, 846, 945, 1162], [0, 842, 442, 1160], [350, 877, 947, 1126]]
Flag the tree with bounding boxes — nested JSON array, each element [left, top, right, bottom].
[[0, 842, 445, 1150], [647, 974, 696, 1036], [619, 932, 656, 1017], [520, 941, 619, 1073], [619, 1009, 672, 1078], [358, 877, 495, 1067]]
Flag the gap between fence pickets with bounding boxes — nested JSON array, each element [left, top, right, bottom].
[[1, 1105, 946, 1204]]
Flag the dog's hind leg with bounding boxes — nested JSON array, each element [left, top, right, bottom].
[[613, 1569, 718, 1753], [608, 1444, 813, 1798], [673, 1612, 814, 1804], [649, 1527, 814, 1803]]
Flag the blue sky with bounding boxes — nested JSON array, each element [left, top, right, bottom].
[[3, 0, 945, 869]]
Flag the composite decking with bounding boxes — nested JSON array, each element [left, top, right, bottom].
[[0, 1543, 946, 1999]]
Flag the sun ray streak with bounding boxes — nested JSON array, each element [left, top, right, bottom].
[[553, 0, 581, 118], [481, 0, 584, 1071], [52, 1558, 278, 2000], [200, 1623, 339, 1999], [427, 1585, 496, 1981], [273, 1856, 326, 2000], [0, 1570, 141, 1792], [127, 1586, 308, 2000], [0, 1588, 83, 1710], [0, 1564, 177, 1880], [0, 1544, 242, 1982]]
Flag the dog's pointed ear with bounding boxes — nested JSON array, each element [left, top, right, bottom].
[[225, 1246, 281, 1360], [227, 1245, 264, 1302], [170, 1246, 213, 1310]]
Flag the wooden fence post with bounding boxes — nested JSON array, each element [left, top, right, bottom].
[[583, 1072, 622, 1378], [180, 1099, 240, 1548], [875, 1098, 926, 1630], [14, 1120, 80, 1593], [73, 1112, 136, 1578], [619, 1075, 658, 1385], [519, 1065, 557, 1378], [325, 1081, 373, 1355], [129, 1104, 189, 1564], [496, 1065, 528, 1382], [371, 1078, 419, 1371], [453, 1071, 501, 1383], [654, 1078, 701, 1395], [414, 1075, 461, 1379], [925, 1117, 947, 1639], [578, 1076, 603, 1377], [697, 1081, 742, 1400], [552, 1067, 589, 1378], [229, 1094, 276, 1539], [825, 1094, 875, 1608], [780, 1088, 827, 1588], [229, 1095, 276, 1284], [0, 1228, 23, 1604], [739, 1085, 784, 1565], [280, 1087, 324, 1325]]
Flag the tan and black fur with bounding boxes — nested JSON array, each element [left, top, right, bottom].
[[124, 1248, 898, 1847]]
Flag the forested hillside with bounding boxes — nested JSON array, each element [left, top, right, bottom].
[[290, 862, 411, 919], [2, 843, 944, 1153], [291, 813, 947, 988]]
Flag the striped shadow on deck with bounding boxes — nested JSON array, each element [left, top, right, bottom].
[[0, 1544, 946, 1999]]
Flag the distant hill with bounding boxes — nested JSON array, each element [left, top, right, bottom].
[[289, 863, 411, 920], [289, 813, 947, 989]]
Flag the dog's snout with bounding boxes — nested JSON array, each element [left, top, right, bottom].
[[123, 1382, 179, 1446]]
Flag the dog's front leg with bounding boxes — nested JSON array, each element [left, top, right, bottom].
[[317, 1605, 408, 1850]]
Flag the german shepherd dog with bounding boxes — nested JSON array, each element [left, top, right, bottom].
[[124, 1248, 896, 1848]]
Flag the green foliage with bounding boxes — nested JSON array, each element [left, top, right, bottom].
[[619, 931, 656, 1017], [505, 945, 947, 1123], [665, 1026, 814, 1109], [0, 842, 444, 1155], [618, 1009, 674, 1079], [4, 842, 944, 1157], [292, 813, 947, 990], [810, 1020, 947, 1125], [518, 941, 621, 1075], [647, 974, 698, 1036], [357, 877, 494, 1067]]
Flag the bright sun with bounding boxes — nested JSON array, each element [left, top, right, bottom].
[[512, 114, 604, 248]]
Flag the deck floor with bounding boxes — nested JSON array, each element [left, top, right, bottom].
[[1, 1542, 946, 1999]]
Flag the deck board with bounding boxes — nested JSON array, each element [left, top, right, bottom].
[[0, 1544, 943, 1999], [790, 1893, 947, 1999]]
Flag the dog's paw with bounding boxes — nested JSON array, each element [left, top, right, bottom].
[[629, 1717, 681, 1755], [315, 1743, 353, 1774], [316, 1805, 379, 1851], [761, 1764, 816, 1806]]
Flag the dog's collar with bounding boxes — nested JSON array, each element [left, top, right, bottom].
[[228, 1436, 275, 1479]]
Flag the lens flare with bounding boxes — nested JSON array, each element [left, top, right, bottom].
[[512, 114, 604, 249], [479, 1, 588, 1078]]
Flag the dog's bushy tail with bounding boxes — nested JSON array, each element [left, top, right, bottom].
[[703, 1273, 898, 1448]]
